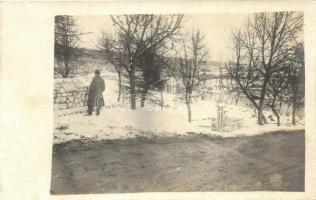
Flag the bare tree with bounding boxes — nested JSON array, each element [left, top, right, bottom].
[[54, 16, 85, 78], [227, 12, 303, 125], [178, 30, 208, 122], [226, 27, 267, 123], [109, 14, 183, 109]]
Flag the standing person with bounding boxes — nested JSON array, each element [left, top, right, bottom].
[[87, 69, 105, 115]]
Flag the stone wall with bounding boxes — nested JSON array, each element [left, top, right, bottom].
[[54, 77, 90, 113]]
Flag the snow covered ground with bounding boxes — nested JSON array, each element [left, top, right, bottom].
[[53, 100, 304, 144]]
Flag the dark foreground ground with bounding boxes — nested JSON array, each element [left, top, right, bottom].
[[50, 130, 305, 194]]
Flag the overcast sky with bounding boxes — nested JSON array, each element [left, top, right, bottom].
[[75, 14, 249, 60]]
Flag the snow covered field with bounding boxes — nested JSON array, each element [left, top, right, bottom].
[[53, 101, 304, 144]]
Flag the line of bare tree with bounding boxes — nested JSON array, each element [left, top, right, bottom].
[[97, 14, 211, 123], [54, 13, 304, 125], [226, 11, 304, 125]]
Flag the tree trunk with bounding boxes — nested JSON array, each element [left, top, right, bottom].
[[258, 77, 269, 125], [257, 102, 265, 125], [292, 105, 296, 125], [258, 108, 264, 125], [258, 111, 268, 125], [140, 85, 149, 108], [62, 61, 69, 78], [63, 55, 70, 78], [292, 98, 297, 125], [129, 71, 136, 110], [271, 106, 280, 126], [160, 89, 164, 111], [262, 113, 267, 124], [235, 93, 240, 105], [292, 86, 299, 125], [247, 95, 267, 124], [117, 71, 122, 102], [186, 94, 192, 123], [187, 103, 192, 123], [235, 80, 267, 124]]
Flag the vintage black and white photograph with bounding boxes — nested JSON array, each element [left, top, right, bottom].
[[51, 12, 305, 194]]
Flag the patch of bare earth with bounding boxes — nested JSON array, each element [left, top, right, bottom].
[[50, 130, 304, 194]]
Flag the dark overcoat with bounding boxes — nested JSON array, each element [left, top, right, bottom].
[[87, 76, 105, 107]]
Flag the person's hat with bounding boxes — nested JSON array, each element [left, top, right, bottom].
[[95, 69, 101, 75]]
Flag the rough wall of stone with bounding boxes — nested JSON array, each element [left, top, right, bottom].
[[54, 77, 90, 111]]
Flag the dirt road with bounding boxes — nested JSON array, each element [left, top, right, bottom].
[[50, 130, 304, 194]]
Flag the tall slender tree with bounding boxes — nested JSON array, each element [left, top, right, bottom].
[[178, 29, 209, 122]]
